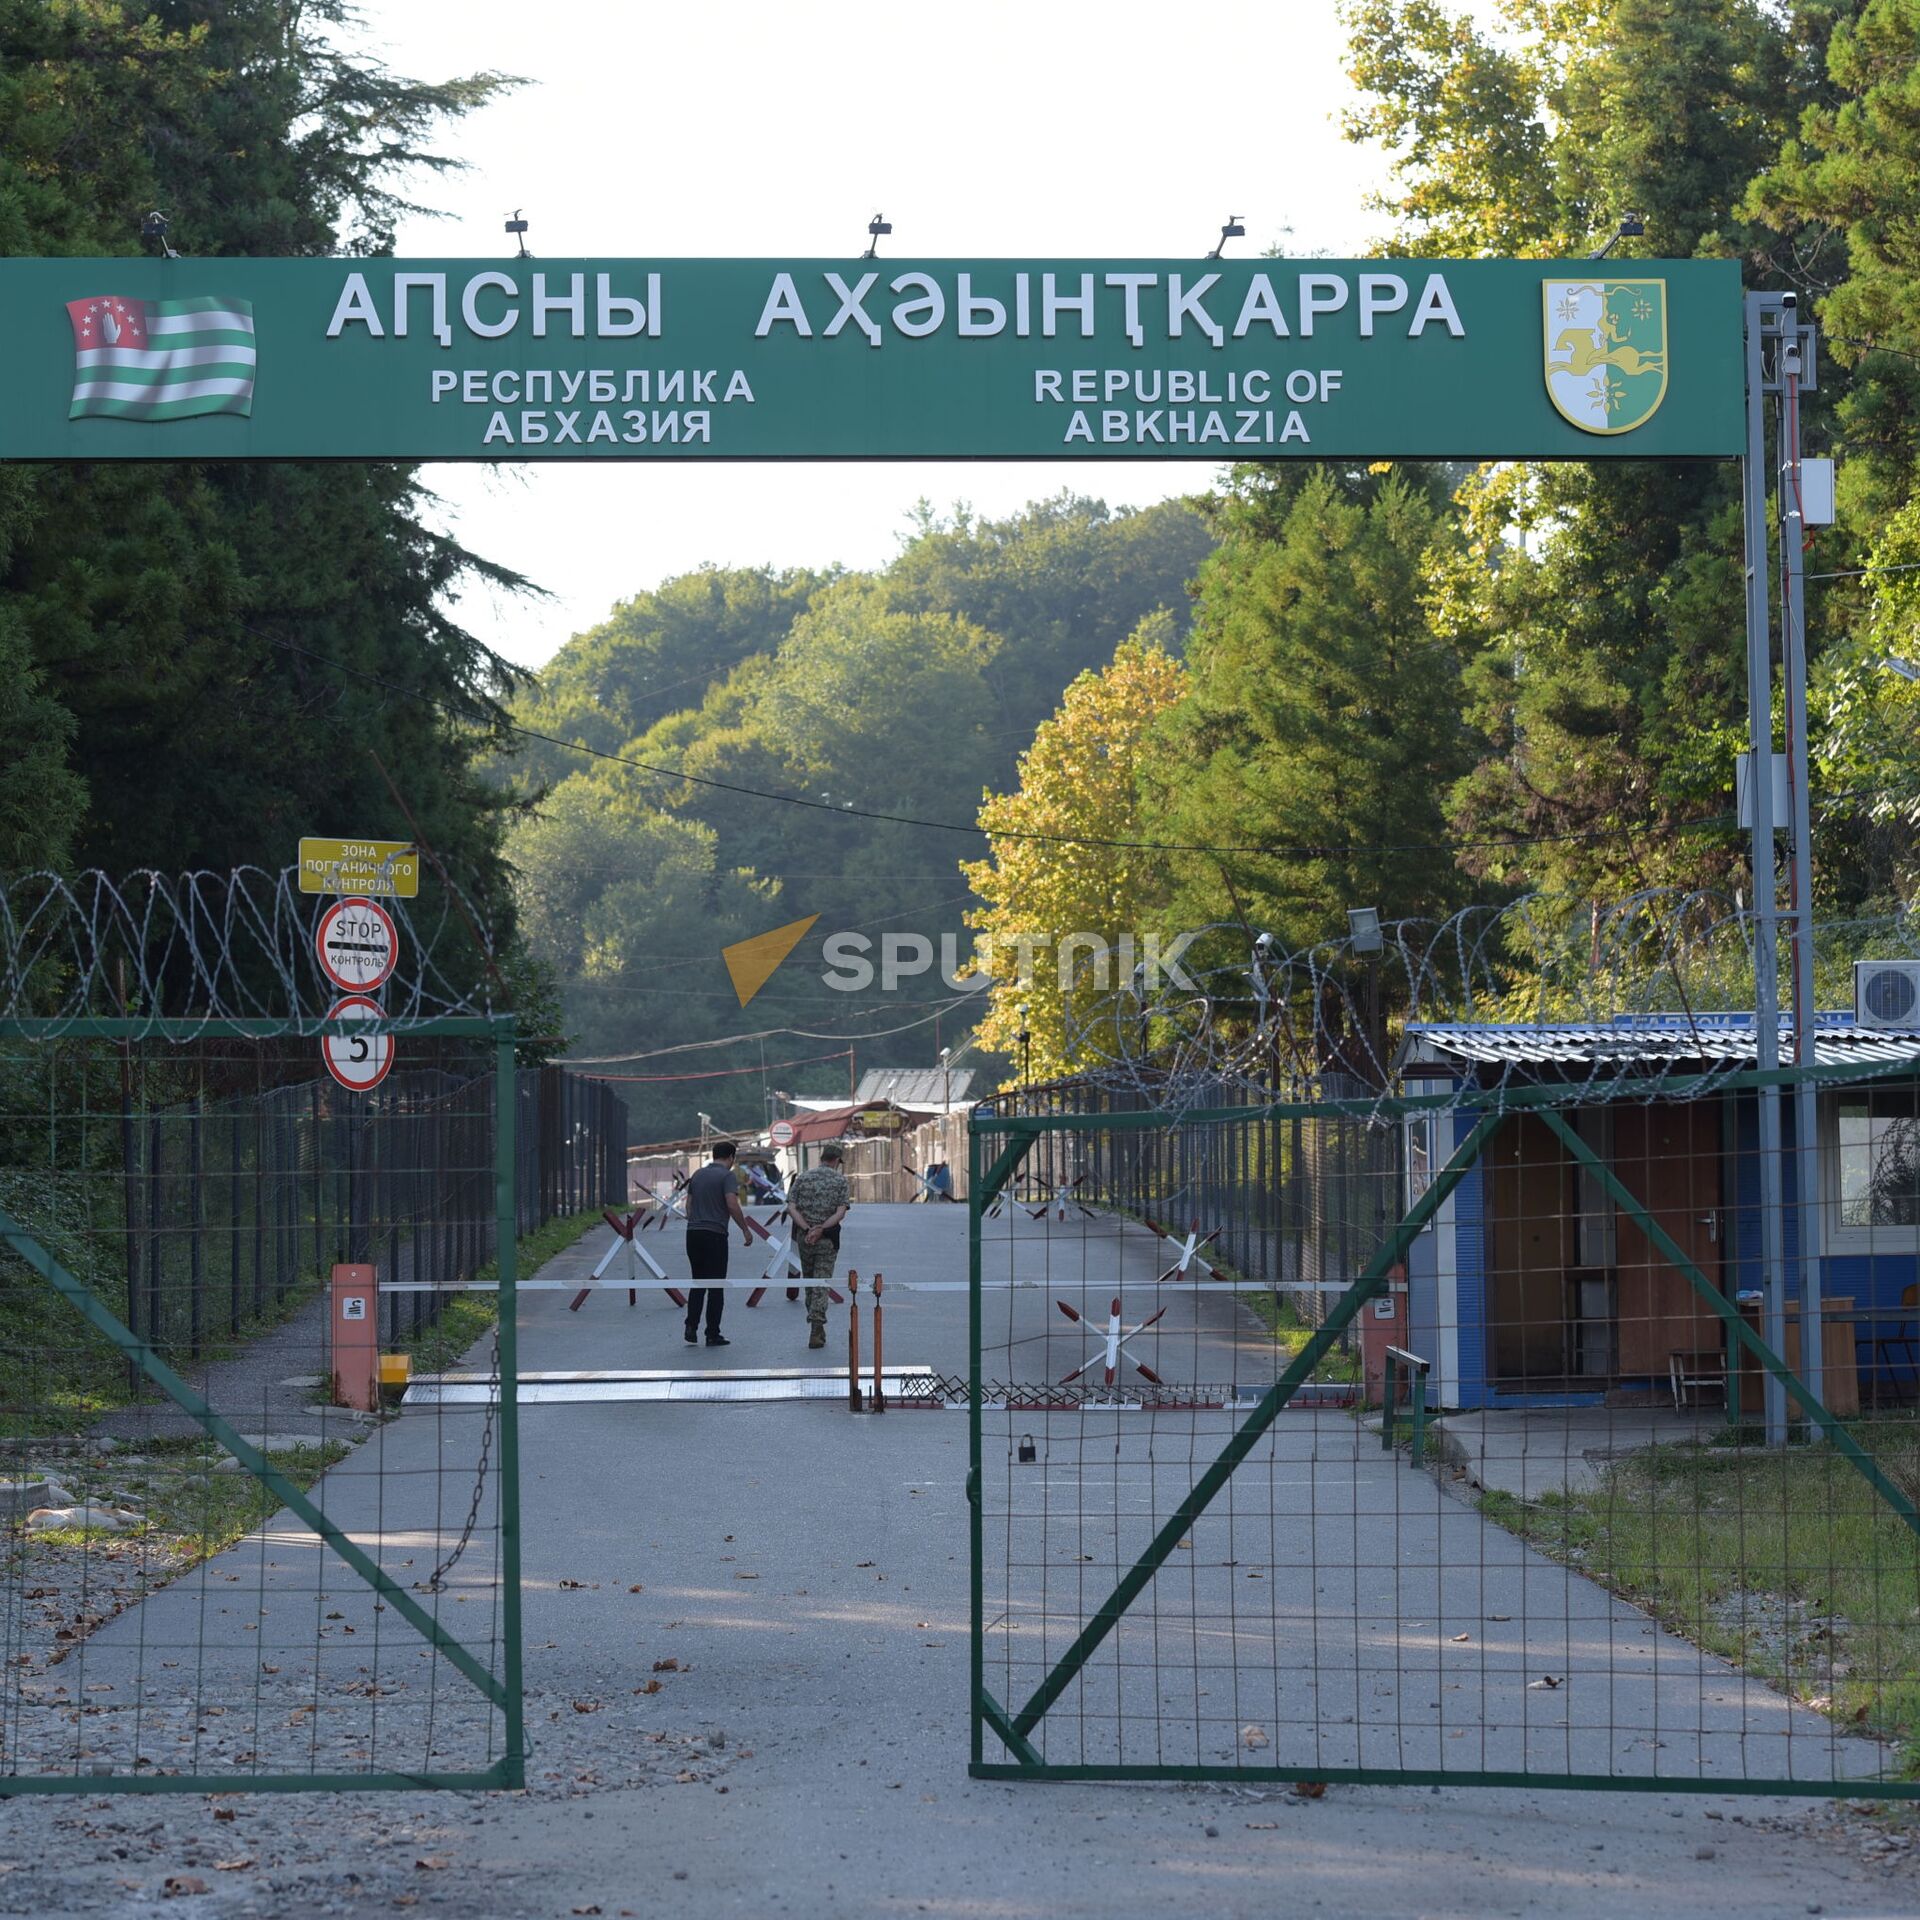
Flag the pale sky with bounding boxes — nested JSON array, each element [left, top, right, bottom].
[[375, 1, 1394, 670]]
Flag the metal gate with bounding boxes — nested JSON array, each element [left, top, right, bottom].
[[0, 1013, 524, 1794], [969, 1062, 1920, 1798]]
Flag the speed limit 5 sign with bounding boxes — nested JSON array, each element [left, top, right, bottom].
[[315, 895, 397, 993], [321, 994, 394, 1093]]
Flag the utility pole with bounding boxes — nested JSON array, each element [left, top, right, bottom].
[[1742, 290, 1820, 1445], [1742, 292, 1789, 1448], [1778, 297, 1822, 1402]]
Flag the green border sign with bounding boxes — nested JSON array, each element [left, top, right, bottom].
[[2, 258, 1741, 462]]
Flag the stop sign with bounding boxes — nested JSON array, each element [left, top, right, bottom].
[[770, 1119, 797, 1147], [314, 895, 397, 993]]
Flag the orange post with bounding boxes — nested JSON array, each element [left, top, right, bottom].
[[330, 1262, 379, 1411], [847, 1270, 864, 1412], [871, 1272, 884, 1414]]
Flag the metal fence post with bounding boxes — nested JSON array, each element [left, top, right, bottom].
[[969, 1118, 986, 1770], [493, 1021, 526, 1787]]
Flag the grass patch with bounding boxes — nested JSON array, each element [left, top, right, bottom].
[[11, 1438, 354, 1627], [1477, 1420, 1920, 1769], [1239, 1281, 1363, 1384], [395, 1207, 606, 1378]]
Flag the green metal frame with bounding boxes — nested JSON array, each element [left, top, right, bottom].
[[969, 1077, 1920, 1795], [0, 1013, 524, 1794]]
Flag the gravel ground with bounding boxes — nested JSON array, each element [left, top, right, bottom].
[[0, 1681, 729, 1919]]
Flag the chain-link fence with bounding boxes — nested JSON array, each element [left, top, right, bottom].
[[988, 1071, 1398, 1327], [0, 1019, 623, 1793], [971, 1059, 1920, 1797]]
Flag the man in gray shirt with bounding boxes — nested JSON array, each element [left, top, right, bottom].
[[683, 1141, 752, 1347]]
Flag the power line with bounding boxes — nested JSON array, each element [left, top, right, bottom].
[[561, 994, 980, 1065], [262, 630, 1759, 862], [262, 628, 1920, 865], [1808, 559, 1920, 582], [580, 1046, 853, 1084]]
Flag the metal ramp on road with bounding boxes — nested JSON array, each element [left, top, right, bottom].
[[406, 1364, 936, 1407]]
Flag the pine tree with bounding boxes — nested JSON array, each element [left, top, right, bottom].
[[1139, 467, 1474, 952]]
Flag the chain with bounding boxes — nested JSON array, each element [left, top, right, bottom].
[[423, 1326, 498, 1594]]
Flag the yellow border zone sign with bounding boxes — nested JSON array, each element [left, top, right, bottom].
[[298, 836, 419, 898]]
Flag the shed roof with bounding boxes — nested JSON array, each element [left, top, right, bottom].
[[854, 1065, 975, 1106], [1401, 1011, 1920, 1074]]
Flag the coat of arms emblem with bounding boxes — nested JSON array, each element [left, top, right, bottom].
[[1543, 278, 1667, 435]]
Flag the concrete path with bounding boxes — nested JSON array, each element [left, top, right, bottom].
[[1431, 1408, 1728, 1501], [89, 1283, 362, 1448], [1, 1205, 1909, 1918]]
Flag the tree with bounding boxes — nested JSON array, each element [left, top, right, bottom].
[[963, 623, 1186, 1082], [1746, 0, 1920, 520], [1342, 0, 1856, 931], [1139, 467, 1475, 952], [879, 494, 1210, 776], [505, 768, 772, 1070], [503, 566, 824, 791], [0, 1, 531, 1015]]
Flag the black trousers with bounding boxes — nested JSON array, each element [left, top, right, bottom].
[[685, 1229, 728, 1336]]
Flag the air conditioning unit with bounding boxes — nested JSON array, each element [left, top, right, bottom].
[[1855, 960, 1920, 1030]]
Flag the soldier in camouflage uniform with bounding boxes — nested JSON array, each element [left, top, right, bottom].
[[786, 1143, 852, 1350]]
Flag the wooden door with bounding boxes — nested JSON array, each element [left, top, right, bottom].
[[1486, 1113, 1572, 1380], [1610, 1100, 1724, 1376]]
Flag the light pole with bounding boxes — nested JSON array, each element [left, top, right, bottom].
[[1016, 1002, 1031, 1088], [1347, 906, 1385, 1082]]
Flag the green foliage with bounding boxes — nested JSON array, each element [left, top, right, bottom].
[[964, 622, 1186, 1082], [504, 566, 825, 791], [1340, 0, 1901, 962], [1140, 466, 1476, 951], [0, 1, 539, 1019], [503, 771, 770, 1063], [501, 498, 1207, 1136], [1747, 0, 1920, 517], [1480, 1431, 1920, 1765], [1344, 0, 1807, 260], [880, 493, 1212, 767]]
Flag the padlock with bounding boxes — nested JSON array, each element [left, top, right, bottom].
[[1017, 1434, 1037, 1464]]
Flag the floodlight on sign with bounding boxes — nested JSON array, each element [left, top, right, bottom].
[[1347, 907, 1384, 955]]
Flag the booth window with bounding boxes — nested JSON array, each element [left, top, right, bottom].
[[1827, 1086, 1920, 1249], [1406, 1111, 1433, 1220]]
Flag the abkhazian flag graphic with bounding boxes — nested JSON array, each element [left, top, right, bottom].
[[66, 294, 255, 421]]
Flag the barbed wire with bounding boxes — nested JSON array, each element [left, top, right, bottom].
[[989, 887, 1920, 1121], [0, 869, 502, 1032]]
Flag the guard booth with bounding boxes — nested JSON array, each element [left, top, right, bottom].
[[1397, 1013, 1920, 1411]]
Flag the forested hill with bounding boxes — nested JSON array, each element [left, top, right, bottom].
[[498, 497, 1211, 1135]]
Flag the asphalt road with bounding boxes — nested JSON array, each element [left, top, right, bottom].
[[2, 1203, 1912, 1918]]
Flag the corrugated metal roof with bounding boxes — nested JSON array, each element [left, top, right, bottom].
[[1402, 1012, 1920, 1072], [854, 1065, 975, 1106]]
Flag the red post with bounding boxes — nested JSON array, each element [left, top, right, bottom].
[[871, 1272, 885, 1414], [847, 1270, 864, 1412], [330, 1262, 378, 1411]]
